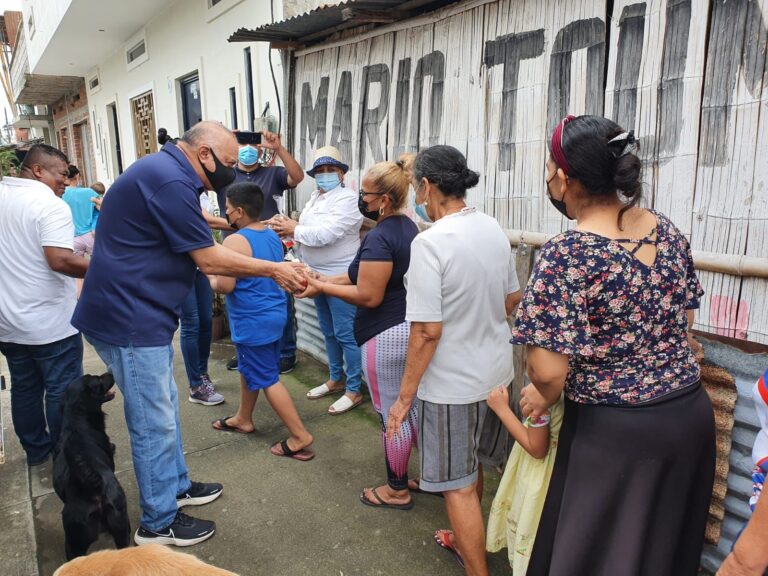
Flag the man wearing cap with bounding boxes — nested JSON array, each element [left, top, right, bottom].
[[72, 121, 305, 548], [267, 146, 364, 416], [217, 130, 304, 374]]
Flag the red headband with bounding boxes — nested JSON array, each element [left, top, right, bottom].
[[551, 114, 575, 175]]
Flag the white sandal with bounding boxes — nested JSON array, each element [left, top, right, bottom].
[[328, 394, 363, 415], [306, 382, 342, 399]]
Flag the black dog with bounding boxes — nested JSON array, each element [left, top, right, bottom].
[[53, 373, 131, 560]]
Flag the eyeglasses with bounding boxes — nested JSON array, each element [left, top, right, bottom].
[[359, 190, 385, 198]]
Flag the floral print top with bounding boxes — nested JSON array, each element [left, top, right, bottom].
[[511, 211, 704, 405]]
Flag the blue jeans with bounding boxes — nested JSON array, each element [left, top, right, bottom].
[[279, 295, 297, 360], [313, 294, 361, 394], [180, 270, 212, 389], [0, 333, 83, 465], [87, 336, 191, 531]]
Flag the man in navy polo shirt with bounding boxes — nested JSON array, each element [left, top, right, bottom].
[[217, 130, 304, 374], [73, 121, 304, 547]]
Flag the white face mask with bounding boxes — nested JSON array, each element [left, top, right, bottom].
[[413, 181, 432, 223], [315, 172, 341, 192]]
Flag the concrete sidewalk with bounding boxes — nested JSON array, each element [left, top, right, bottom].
[[1, 338, 510, 576], [0, 385, 38, 576]]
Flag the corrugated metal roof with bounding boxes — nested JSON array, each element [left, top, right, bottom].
[[228, 0, 459, 46]]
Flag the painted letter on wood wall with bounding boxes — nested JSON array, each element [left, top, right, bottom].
[[300, 77, 329, 165], [546, 18, 606, 132], [700, 0, 767, 166], [483, 30, 545, 171], [359, 63, 390, 166], [331, 71, 353, 163], [408, 51, 445, 151]]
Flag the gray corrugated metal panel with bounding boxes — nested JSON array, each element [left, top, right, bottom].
[[295, 297, 329, 365], [699, 337, 768, 574], [228, 0, 459, 44]]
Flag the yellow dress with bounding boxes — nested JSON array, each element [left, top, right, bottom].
[[486, 398, 564, 574]]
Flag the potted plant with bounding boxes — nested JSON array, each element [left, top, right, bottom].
[[211, 291, 230, 341], [209, 228, 230, 341]]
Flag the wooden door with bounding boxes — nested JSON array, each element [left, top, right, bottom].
[[130, 91, 157, 158], [77, 122, 94, 185]]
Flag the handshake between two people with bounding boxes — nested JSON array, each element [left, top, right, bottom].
[[261, 227, 327, 299], [260, 214, 328, 298], [275, 261, 327, 299]]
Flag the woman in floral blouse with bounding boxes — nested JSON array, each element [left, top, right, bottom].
[[514, 115, 716, 576]]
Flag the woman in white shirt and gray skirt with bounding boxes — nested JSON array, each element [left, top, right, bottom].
[[386, 145, 521, 576]]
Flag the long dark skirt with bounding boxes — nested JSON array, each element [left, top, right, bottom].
[[527, 383, 715, 576]]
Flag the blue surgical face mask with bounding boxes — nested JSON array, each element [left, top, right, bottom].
[[315, 172, 341, 192], [238, 145, 258, 167], [413, 183, 432, 223]]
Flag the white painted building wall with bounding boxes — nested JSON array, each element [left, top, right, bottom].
[[20, 0, 287, 185], [85, 1, 285, 184], [21, 0, 72, 73], [284, 0, 342, 18]]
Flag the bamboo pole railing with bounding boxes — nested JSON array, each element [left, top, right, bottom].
[[503, 229, 768, 279]]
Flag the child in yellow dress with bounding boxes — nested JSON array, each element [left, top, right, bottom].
[[486, 383, 563, 574]]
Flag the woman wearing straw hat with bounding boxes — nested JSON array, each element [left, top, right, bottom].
[[267, 146, 364, 415]]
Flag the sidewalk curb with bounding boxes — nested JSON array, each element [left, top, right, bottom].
[[0, 388, 40, 576]]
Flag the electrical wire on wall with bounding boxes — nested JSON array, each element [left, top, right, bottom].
[[270, 0, 293, 215], [269, 0, 282, 135]]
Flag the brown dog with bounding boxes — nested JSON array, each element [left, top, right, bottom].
[[53, 544, 240, 576]]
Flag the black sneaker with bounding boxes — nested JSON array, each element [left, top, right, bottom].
[[226, 355, 238, 371], [279, 356, 297, 374], [176, 481, 223, 508], [134, 511, 215, 547]]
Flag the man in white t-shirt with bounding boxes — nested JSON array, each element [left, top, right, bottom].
[[0, 144, 89, 466]]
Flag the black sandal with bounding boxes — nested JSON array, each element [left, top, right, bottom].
[[270, 439, 315, 461]]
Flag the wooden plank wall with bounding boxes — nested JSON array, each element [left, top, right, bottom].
[[291, 0, 768, 344]]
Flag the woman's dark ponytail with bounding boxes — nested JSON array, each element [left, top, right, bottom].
[[557, 116, 644, 228], [413, 145, 479, 199]]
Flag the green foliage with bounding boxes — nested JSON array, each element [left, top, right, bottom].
[[0, 149, 19, 178]]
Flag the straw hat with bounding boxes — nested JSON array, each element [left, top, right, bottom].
[[306, 146, 349, 177]]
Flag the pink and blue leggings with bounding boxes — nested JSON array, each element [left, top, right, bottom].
[[361, 321, 417, 491]]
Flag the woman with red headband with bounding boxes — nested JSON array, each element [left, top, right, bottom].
[[512, 115, 716, 575]]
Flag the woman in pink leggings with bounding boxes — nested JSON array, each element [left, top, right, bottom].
[[300, 156, 420, 509]]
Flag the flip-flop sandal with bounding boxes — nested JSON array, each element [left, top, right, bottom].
[[328, 394, 363, 415], [270, 439, 315, 461], [211, 417, 253, 434], [306, 382, 344, 399], [408, 479, 445, 498], [359, 487, 414, 510], [434, 529, 465, 568]]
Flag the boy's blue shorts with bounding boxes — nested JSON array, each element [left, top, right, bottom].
[[236, 340, 281, 391]]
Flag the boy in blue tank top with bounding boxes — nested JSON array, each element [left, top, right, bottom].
[[209, 182, 314, 460]]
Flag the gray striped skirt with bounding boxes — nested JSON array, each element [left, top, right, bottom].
[[418, 397, 509, 492]]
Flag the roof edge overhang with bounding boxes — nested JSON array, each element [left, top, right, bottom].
[[228, 0, 459, 49]]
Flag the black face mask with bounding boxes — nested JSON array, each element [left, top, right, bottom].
[[201, 148, 236, 191], [225, 209, 239, 230], [546, 175, 573, 220], [358, 195, 380, 221]]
